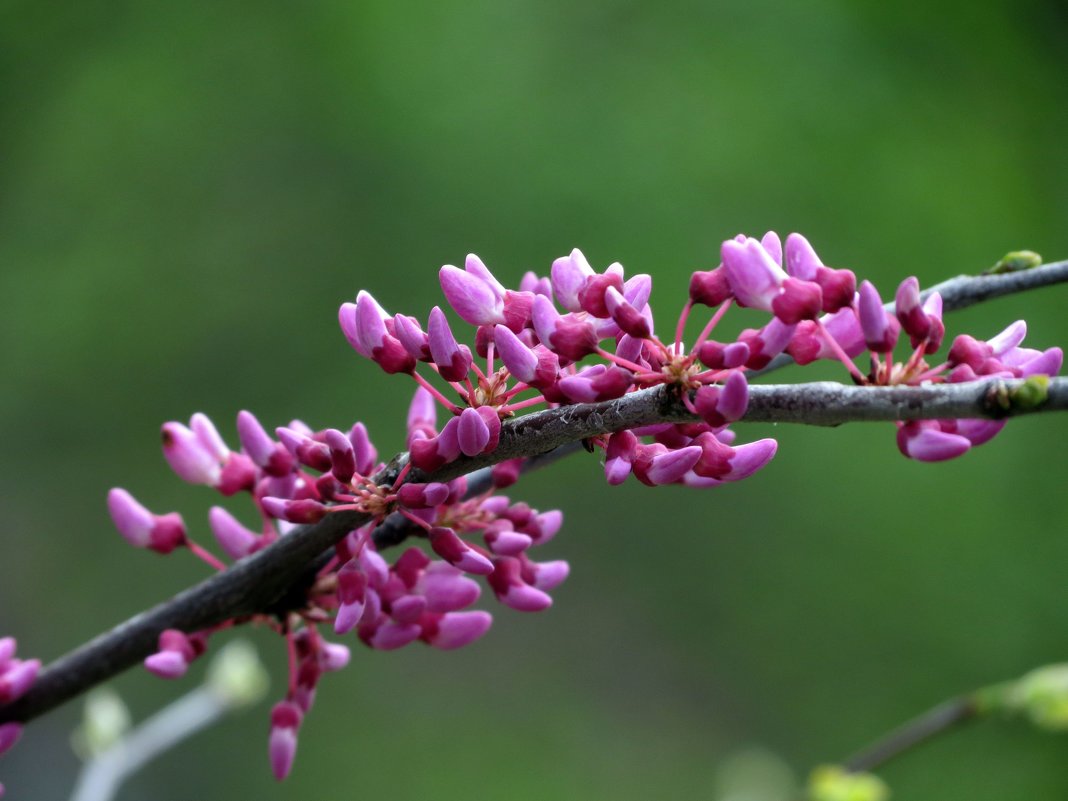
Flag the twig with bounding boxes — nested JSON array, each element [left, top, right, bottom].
[[841, 695, 979, 773]]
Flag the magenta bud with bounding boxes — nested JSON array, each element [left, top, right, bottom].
[[352, 291, 417, 374], [269, 701, 303, 781], [0, 660, 39, 704], [551, 248, 596, 312], [347, 423, 377, 476], [697, 340, 750, 370], [190, 413, 228, 459], [208, 506, 259, 560], [1018, 347, 1063, 377], [427, 306, 473, 382], [485, 525, 533, 556], [578, 269, 625, 318], [417, 563, 482, 612], [323, 428, 357, 483], [642, 445, 703, 486], [367, 621, 422, 651], [604, 285, 651, 338], [457, 407, 491, 457], [236, 410, 274, 465], [815, 266, 856, 313], [393, 546, 432, 588], [319, 642, 350, 672], [107, 487, 155, 547], [857, 280, 898, 353], [498, 289, 534, 332], [717, 371, 749, 422], [895, 276, 932, 344], [393, 313, 432, 361], [920, 293, 945, 353], [407, 386, 438, 437], [339, 301, 368, 357], [737, 319, 796, 370], [722, 438, 778, 480], [107, 489, 187, 554], [771, 276, 823, 324], [494, 324, 539, 383], [897, 421, 972, 462], [161, 422, 222, 486], [604, 430, 637, 485], [358, 547, 390, 588], [527, 512, 562, 547], [144, 650, 189, 679], [0, 723, 22, 757], [410, 417, 462, 472], [422, 610, 493, 650], [689, 266, 733, 307], [691, 431, 734, 478], [397, 482, 450, 508], [276, 427, 332, 472], [491, 458, 523, 488], [390, 594, 428, 625], [947, 334, 991, 369], [0, 638, 14, 668], [558, 364, 633, 403], [520, 270, 553, 297], [532, 294, 600, 362], [783, 232, 820, 280], [237, 411, 294, 477], [428, 527, 494, 575], [954, 419, 1006, 447], [333, 601, 363, 635], [439, 262, 505, 326], [529, 559, 570, 591], [694, 385, 727, 428], [721, 236, 787, 311], [261, 497, 327, 524], [216, 454, 258, 496], [488, 557, 553, 612]]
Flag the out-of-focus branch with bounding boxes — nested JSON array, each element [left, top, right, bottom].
[[841, 695, 980, 774]]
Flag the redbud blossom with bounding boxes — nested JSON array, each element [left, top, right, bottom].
[[268, 701, 303, 781], [107, 489, 186, 554]]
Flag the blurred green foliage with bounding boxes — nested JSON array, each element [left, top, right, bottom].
[[2, 1, 1068, 798]]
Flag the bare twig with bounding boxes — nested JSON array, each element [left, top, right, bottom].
[[842, 696, 979, 773]]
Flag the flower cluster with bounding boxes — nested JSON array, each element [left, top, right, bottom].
[[104, 401, 566, 779], [785, 267, 1061, 461], [345, 231, 1061, 479], [0, 637, 38, 797], [3, 229, 1058, 791]]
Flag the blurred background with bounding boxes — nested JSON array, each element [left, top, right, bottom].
[[2, 0, 1068, 798]]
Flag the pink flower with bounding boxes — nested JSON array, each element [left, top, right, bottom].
[[107, 489, 187, 554], [268, 701, 303, 780]]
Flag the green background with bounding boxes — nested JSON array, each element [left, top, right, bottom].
[[3, 1, 1068, 798]]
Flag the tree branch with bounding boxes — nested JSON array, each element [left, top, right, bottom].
[[2, 376, 1064, 726], [3, 260, 1067, 728], [841, 696, 979, 773]]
